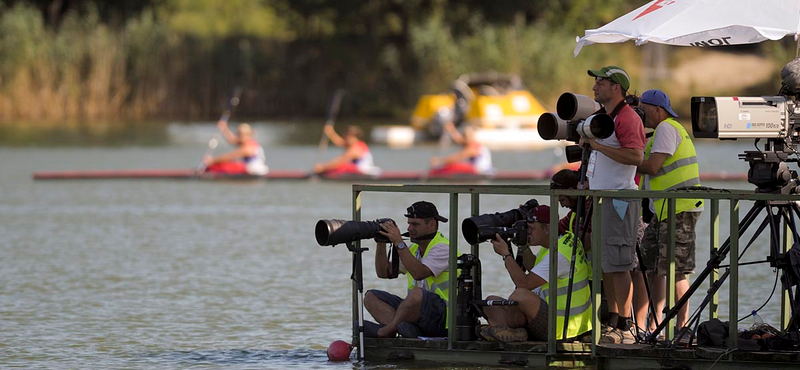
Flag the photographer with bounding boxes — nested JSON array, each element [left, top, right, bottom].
[[481, 205, 592, 342], [581, 65, 646, 344], [636, 89, 703, 334], [363, 201, 451, 338]]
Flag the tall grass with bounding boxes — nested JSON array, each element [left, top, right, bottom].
[[0, 3, 792, 126]]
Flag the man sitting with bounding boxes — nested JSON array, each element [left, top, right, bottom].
[[481, 205, 592, 342]]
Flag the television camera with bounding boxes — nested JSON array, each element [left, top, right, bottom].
[[690, 58, 800, 194]]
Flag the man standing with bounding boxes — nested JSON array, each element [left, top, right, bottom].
[[636, 89, 703, 333], [363, 201, 451, 338], [582, 66, 646, 344], [481, 205, 592, 342]]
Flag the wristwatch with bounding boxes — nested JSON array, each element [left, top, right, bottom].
[[396, 241, 408, 250]]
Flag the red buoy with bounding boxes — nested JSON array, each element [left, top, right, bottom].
[[326, 340, 353, 362]]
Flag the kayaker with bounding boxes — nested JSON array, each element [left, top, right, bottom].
[[203, 120, 268, 175], [314, 125, 381, 176], [429, 123, 493, 176]]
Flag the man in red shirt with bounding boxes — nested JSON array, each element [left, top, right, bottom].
[[580, 65, 646, 344]]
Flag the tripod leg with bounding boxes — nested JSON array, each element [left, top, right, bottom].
[[647, 201, 766, 343]]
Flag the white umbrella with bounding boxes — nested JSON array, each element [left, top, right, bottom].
[[574, 0, 800, 56]]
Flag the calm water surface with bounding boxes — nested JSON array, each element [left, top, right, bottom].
[[0, 122, 785, 369]]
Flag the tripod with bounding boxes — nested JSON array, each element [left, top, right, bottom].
[[647, 199, 800, 345]]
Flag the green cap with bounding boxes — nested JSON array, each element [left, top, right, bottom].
[[588, 65, 630, 92]]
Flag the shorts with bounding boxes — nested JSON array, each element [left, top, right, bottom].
[[367, 289, 447, 337], [599, 198, 640, 273], [524, 296, 549, 341], [640, 211, 700, 275]]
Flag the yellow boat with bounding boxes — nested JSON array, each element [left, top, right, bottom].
[[371, 72, 563, 150]]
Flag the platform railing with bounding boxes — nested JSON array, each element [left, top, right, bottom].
[[349, 183, 800, 359]]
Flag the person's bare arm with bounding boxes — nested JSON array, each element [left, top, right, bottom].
[[218, 120, 238, 145], [582, 139, 644, 166], [378, 222, 433, 280], [324, 124, 345, 147], [204, 146, 255, 165], [491, 235, 545, 290], [637, 152, 669, 175]]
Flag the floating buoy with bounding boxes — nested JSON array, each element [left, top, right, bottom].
[[327, 340, 353, 362]]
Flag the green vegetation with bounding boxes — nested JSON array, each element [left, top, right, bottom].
[[0, 0, 793, 125]]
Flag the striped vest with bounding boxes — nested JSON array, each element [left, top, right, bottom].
[[533, 231, 593, 340], [408, 232, 452, 327], [641, 117, 703, 220]]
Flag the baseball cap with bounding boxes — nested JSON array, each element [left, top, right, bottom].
[[588, 65, 631, 92], [640, 89, 679, 118], [526, 205, 551, 224], [405, 201, 448, 222], [550, 169, 580, 190]]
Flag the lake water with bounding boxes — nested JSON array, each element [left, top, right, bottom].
[[0, 122, 787, 369]]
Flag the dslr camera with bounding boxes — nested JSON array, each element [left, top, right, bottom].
[[315, 218, 396, 246], [461, 199, 538, 246]]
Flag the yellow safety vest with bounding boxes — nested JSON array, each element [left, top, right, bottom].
[[533, 231, 593, 340], [407, 232, 452, 327], [641, 117, 703, 220]]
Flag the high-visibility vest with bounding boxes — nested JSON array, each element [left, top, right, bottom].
[[641, 117, 703, 220], [533, 231, 593, 340], [408, 232, 451, 327]]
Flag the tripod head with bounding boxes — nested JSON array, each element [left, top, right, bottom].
[[740, 138, 800, 194]]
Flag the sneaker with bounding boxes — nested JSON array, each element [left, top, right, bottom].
[[600, 328, 635, 344], [362, 320, 384, 338], [479, 325, 498, 342], [397, 321, 421, 338], [600, 328, 622, 344], [620, 327, 636, 344], [488, 325, 528, 342]]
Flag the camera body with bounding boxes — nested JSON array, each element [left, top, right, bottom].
[[474, 220, 528, 246], [315, 218, 396, 246], [461, 199, 539, 245]]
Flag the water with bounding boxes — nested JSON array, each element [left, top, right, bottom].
[[0, 122, 786, 369]]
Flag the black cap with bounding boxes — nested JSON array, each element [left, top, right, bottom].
[[404, 201, 448, 222]]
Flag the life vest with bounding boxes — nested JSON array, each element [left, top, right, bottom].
[[640, 117, 702, 220], [533, 230, 593, 340], [407, 232, 451, 327]]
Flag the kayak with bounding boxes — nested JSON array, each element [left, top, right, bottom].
[[31, 169, 748, 182]]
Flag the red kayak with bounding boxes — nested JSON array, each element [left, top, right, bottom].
[[31, 169, 747, 182]]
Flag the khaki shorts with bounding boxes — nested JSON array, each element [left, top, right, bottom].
[[599, 198, 640, 273], [641, 211, 700, 275]]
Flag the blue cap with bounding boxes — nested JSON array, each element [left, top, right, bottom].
[[640, 89, 678, 118]]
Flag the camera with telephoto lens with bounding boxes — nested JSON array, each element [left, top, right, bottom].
[[473, 221, 528, 246], [461, 199, 538, 246], [315, 218, 396, 246], [538, 92, 615, 143], [690, 59, 800, 194]]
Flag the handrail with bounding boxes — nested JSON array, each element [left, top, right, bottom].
[[350, 183, 800, 358]]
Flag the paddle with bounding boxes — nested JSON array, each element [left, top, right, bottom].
[[315, 89, 345, 161], [196, 87, 243, 173]]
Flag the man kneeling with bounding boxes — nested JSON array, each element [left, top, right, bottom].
[[482, 205, 593, 342]]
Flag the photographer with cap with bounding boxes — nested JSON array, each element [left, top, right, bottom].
[[581, 65, 646, 344], [363, 201, 452, 338], [636, 89, 703, 335], [480, 205, 592, 342]]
